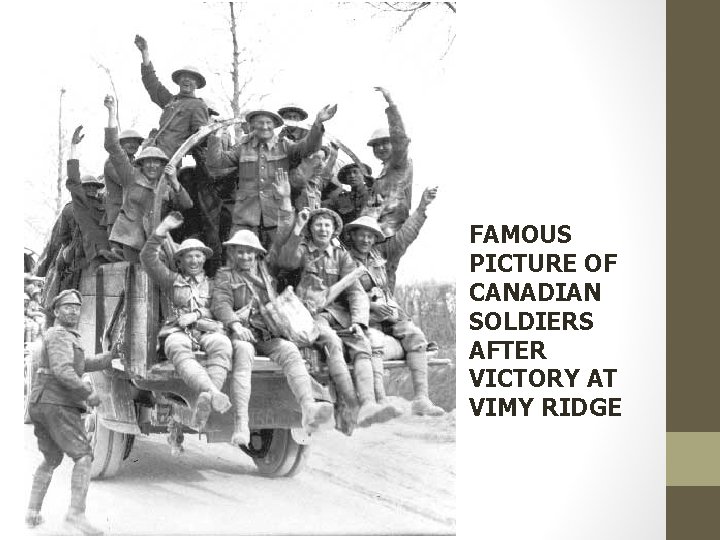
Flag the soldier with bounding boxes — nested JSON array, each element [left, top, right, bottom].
[[322, 162, 375, 228], [366, 87, 414, 291], [140, 213, 233, 431], [66, 125, 121, 267], [26, 289, 114, 534], [134, 34, 209, 159], [344, 187, 444, 416], [103, 127, 144, 256], [277, 103, 309, 142], [205, 103, 338, 249], [278, 208, 401, 433], [104, 95, 193, 262]]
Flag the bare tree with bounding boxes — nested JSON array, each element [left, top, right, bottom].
[[366, 2, 455, 55], [56, 88, 66, 213], [230, 2, 241, 120], [93, 58, 122, 130]]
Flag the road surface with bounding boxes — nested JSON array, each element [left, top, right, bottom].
[[23, 397, 455, 535]]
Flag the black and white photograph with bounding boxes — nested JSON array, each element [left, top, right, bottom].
[[19, 1, 457, 535]]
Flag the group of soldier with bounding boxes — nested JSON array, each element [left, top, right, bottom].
[[27, 35, 444, 535]]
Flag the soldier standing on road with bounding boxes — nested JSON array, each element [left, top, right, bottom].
[[134, 34, 209, 159], [278, 208, 402, 433], [345, 188, 444, 416], [26, 289, 114, 535], [205, 103, 338, 249]]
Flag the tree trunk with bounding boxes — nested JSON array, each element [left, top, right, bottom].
[[229, 2, 242, 138], [56, 88, 66, 214]]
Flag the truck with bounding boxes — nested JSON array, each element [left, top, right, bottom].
[[24, 122, 450, 479]]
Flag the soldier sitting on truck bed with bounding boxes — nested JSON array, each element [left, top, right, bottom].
[[140, 212, 233, 431], [277, 207, 402, 434], [344, 187, 444, 416]]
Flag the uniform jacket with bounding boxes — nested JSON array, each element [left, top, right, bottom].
[[349, 208, 427, 322], [323, 184, 374, 227], [141, 62, 209, 159], [66, 159, 110, 261], [140, 232, 217, 338], [29, 325, 110, 409], [278, 230, 369, 328], [206, 124, 324, 228], [103, 158, 123, 227], [36, 202, 76, 277], [371, 105, 413, 236], [105, 127, 193, 251]]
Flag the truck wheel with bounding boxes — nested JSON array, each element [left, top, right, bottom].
[[246, 428, 311, 477], [85, 408, 129, 479]]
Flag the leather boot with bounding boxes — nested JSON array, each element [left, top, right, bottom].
[[324, 349, 360, 436], [406, 351, 444, 416], [64, 456, 104, 535], [282, 356, 334, 433], [355, 355, 402, 428], [371, 350, 390, 404], [230, 354, 252, 446], [175, 360, 231, 428], [26, 461, 54, 528]]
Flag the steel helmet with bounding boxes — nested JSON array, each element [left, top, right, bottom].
[[119, 129, 145, 143], [134, 146, 169, 165], [174, 238, 213, 261], [344, 216, 386, 242], [244, 109, 284, 129], [366, 127, 390, 147], [307, 208, 344, 236], [337, 162, 373, 184], [277, 103, 308, 121], [80, 174, 104, 187], [171, 65, 207, 89], [223, 230, 267, 255]]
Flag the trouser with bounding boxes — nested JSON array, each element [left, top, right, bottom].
[[315, 315, 374, 405], [164, 331, 233, 393]]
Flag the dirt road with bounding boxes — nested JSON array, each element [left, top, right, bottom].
[[23, 397, 455, 535]]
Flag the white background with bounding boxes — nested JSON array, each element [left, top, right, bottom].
[[455, 1, 665, 538]]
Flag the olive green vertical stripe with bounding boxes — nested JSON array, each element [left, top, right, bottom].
[[667, 433, 720, 486]]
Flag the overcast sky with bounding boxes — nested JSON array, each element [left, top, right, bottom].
[[20, 0, 456, 284]]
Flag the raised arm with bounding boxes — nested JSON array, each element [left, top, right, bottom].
[[103, 96, 136, 187], [286, 104, 337, 162], [135, 35, 173, 108], [139, 211, 182, 292], [375, 87, 409, 169], [276, 207, 310, 270], [65, 126, 86, 201], [382, 186, 437, 262]]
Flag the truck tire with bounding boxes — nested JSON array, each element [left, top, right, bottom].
[[248, 428, 311, 477], [85, 408, 129, 479]]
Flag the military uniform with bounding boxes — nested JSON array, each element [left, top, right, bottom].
[[65, 159, 110, 264], [140, 61, 209, 159]]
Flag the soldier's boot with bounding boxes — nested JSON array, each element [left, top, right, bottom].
[[326, 354, 360, 436], [175, 360, 231, 429], [64, 455, 104, 536], [282, 356, 334, 434], [229, 353, 252, 446], [371, 349, 390, 404], [407, 351, 445, 416], [26, 461, 55, 528], [355, 355, 402, 428]]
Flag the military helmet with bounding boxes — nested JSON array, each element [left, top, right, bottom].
[[345, 216, 386, 242], [119, 129, 145, 143], [367, 127, 390, 147], [134, 146, 169, 165], [277, 103, 308, 121], [174, 238, 213, 261], [223, 230, 267, 255], [171, 65, 207, 89], [52, 289, 82, 309], [80, 174, 104, 187], [307, 208, 343, 236], [337, 162, 373, 184], [244, 109, 284, 129]]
